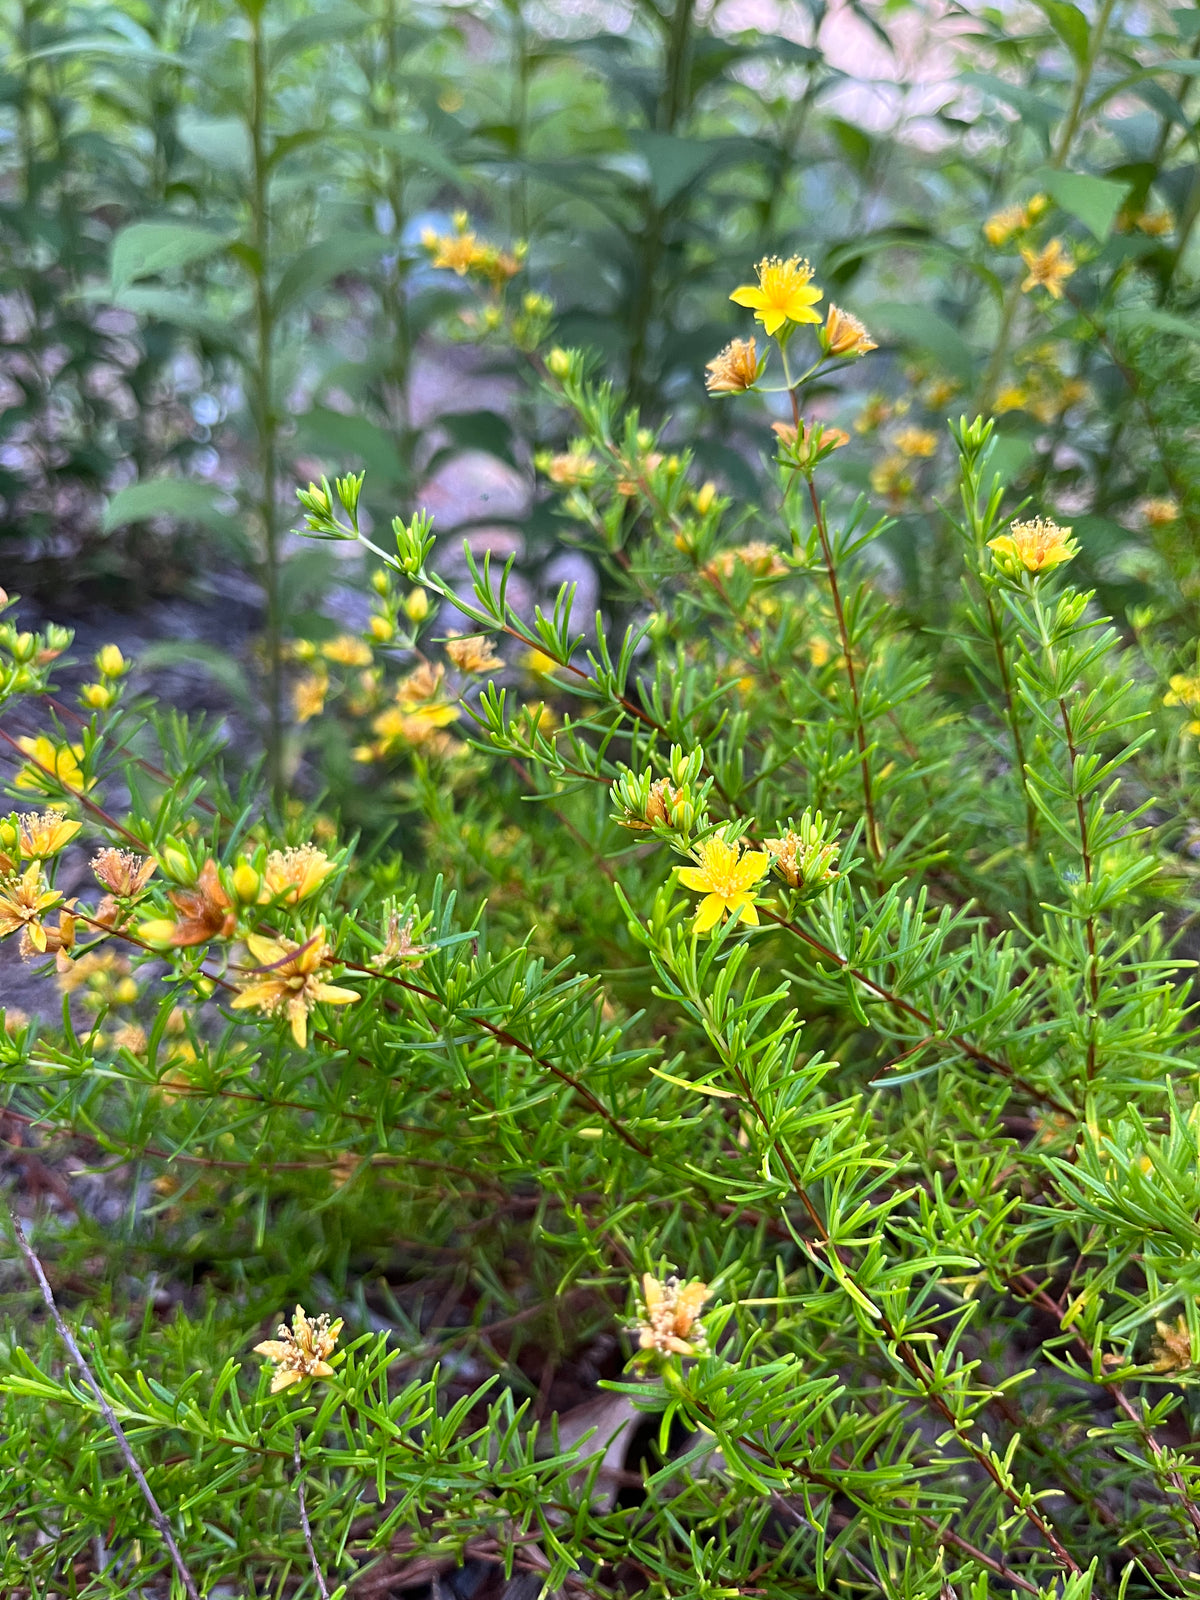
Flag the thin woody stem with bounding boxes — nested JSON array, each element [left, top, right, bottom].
[[6, 1202, 202, 1600]]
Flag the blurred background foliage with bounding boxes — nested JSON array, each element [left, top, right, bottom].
[[4, 0, 1200, 673]]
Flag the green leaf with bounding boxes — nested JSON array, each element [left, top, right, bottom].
[[100, 286, 248, 350], [110, 222, 234, 293], [269, 9, 368, 68], [867, 303, 975, 383], [960, 72, 1058, 144], [272, 236, 384, 319], [629, 132, 718, 205], [294, 407, 409, 486], [102, 478, 238, 535], [176, 113, 252, 175], [347, 127, 463, 186], [1108, 306, 1200, 342], [1038, 169, 1131, 241], [1035, 0, 1090, 66]]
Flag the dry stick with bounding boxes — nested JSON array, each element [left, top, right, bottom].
[[294, 1429, 332, 1600], [6, 1202, 202, 1600]]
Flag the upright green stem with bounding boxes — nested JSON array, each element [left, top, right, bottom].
[[249, 7, 283, 809], [976, 0, 1119, 410]]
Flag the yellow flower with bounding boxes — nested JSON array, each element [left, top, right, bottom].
[[253, 1305, 344, 1393], [1136, 209, 1174, 237], [1020, 238, 1075, 299], [995, 384, 1028, 415], [320, 635, 373, 667], [988, 517, 1077, 576], [821, 305, 876, 358], [1141, 496, 1180, 528], [422, 225, 484, 275], [263, 843, 336, 903], [445, 634, 504, 673], [870, 454, 914, 503], [677, 831, 770, 933], [983, 202, 1028, 248], [292, 672, 328, 724], [17, 810, 81, 859], [892, 426, 938, 459], [730, 256, 823, 337], [14, 736, 90, 794], [231, 929, 358, 1048], [636, 1274, 710, 1358], [704, 336, 763, 393], [1164, 674, 1200, 733], [0, 863, 63, 951]]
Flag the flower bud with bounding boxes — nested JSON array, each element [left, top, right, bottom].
[[96, 644, 126, 678], [232, 861, 262, 904], [403, 588, 430, 622]]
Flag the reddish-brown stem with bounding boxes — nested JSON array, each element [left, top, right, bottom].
[[1057, 696, 1101, 1081]]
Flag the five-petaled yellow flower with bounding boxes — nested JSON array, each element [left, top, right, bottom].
[[678, 831, 770, 932], [231, 929, 359, 1048], [1020, 238, 1075, 299], [988, 517, 1077, 576], [254, 1305, 343, 1392], [0, 863, 63, 952], [14, 735, 91, 794], [17, 811, 81, 859], [730, 257, 822, 337]]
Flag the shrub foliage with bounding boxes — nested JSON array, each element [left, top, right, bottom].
[[5, 253, 1200, 1597]]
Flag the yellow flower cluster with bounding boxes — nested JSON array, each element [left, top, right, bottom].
[[982, 192, 1048, 248], [421, 211, 525, 287]]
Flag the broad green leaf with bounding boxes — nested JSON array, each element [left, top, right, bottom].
[[110, 222, 234, 293], [867, 303, 975, 383], [629, 132, 719, 205], [177, 113, 252, 175], [1108, 306, 1200, 342], [347, 127, 463, 186], [960, 71, 1058, 144], [269, 9, 368, 67], [1039, 169, 1131, 241], [440, 409, 516, 466], [103, 478, 238, 534], [1035, 0, 1090, 66], [101, 286, 248, 349], [295, 407, 409, 486], [273, 236, 385, 319]]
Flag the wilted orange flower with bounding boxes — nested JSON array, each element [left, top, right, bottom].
[[93, 848, 157, 897], [372, 910, 429, 970], [677, 830, 770, 933], [636, 1274, 710, 1357], [17, 811, 81, 859], [1141, 496, 1180, 528], [446, 634, 504, 673], [821, 305, 876, 358], [1020, 238, 1075, 298], [988, 517, 1077, 576], [140, 859, 237, 947], [231, 929, 358, 1048], [254, 1305, 344, 1392], [730, 256, 822, 336], [264, 844, 336, 903], [870, 454, 915, 503], [705, 336, 762, 393], [1151, 1315, 1194, 1373]]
